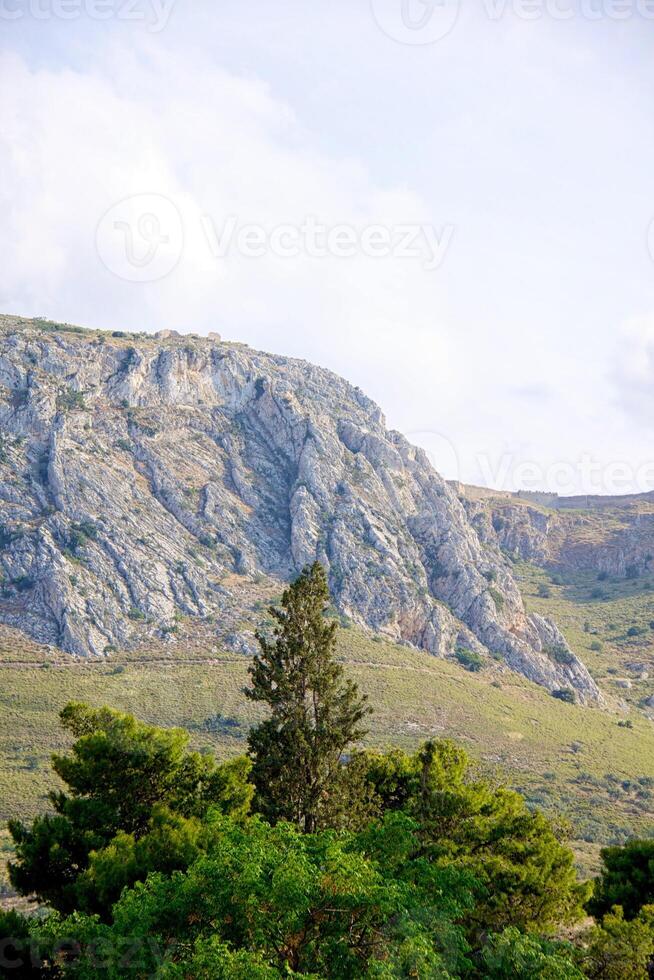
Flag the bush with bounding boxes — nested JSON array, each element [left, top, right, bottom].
[[455, 648, 485, 672], [488, 587, 505, 611], [57, 388, 86, 412], [546, 644, 575, 665], [552, 688, 576, 704], [12, 575, 34, 593], [199, 714, 244, 737]]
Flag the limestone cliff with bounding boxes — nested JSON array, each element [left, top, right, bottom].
[[0, 315, 600, 701], [461, 485, 654, 579]]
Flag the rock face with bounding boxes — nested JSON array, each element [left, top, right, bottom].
[[0, 315, 600, 701], [460, 486, 654, 579]]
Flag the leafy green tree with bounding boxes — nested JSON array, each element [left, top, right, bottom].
[[38, 813, 473, 979], [356, 740, 588, 932], [246, 562, 370, 832], [9, 703, 252, 912], [349, 747, 417, 816], [588, 839, 654, 920], [353, 810, 475, 976], [480, 927, 583, 978], [574, 905, 654, 979], [74, 806, 205, 916], [158, 941, 290, 979]]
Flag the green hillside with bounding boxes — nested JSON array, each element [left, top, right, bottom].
[[1, 623, 653, 869], [516, 559, 654, 709], [3, 556, 654, 892]]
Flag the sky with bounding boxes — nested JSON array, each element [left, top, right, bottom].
[[1, 0, 654, 494]]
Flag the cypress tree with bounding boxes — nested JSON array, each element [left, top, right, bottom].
[[246, 562, 370, 832]]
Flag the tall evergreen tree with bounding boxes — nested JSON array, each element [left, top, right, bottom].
[[246, 562, 370, 832]]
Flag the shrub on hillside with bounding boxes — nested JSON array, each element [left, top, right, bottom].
[[455, 647, 485, 672], [552, 688, 576, 704]]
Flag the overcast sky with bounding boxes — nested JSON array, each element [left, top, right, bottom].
[[2, 1, 654, 494]]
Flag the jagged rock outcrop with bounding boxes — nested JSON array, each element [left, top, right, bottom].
[[460, 485, 654, 579], [0, 315, 600, 701]]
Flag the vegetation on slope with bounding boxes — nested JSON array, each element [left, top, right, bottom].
[[1, 622, 653, 859], [3, 564, 654, 978], [516, 560, 654, 709]]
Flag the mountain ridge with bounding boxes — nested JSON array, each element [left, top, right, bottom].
[[0, 314, 599, 701]]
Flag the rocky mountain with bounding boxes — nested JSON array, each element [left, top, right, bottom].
[[459, 484, 654, 579], [0, 314, 600, 701]]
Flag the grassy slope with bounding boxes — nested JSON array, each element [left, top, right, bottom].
[[2, 546, 654, 883], [516, 559, 654, 708], [2, 620, 653, 870]]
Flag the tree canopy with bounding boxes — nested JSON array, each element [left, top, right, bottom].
[[588, 839, 654, 921], [8, 702, 251, 915], [3, 564, 654, 978], [246, 562, 370, 832]]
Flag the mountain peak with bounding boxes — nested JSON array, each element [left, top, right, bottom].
[[0, 314, 600, 702]]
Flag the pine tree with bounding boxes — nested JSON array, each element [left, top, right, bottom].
[[246, 562, 370, 832]]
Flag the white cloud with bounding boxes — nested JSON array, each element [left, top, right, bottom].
[[613, 315, 654, 421], [0, 43, 460, 436], [2, 8, 654, 494]]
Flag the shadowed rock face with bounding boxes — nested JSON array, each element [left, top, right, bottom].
[[0, 315, 600, 701]]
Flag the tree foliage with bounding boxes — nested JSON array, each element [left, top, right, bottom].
[[575, 905, 654, 979], [8, 703, 252, 914], [480, 927, 583, 979], [4, 566, 654, 978], [354, 739, 589, 931], [588, 839, 654, 921], [29, 812, 474, 978], [246, 562, 370, 832]]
